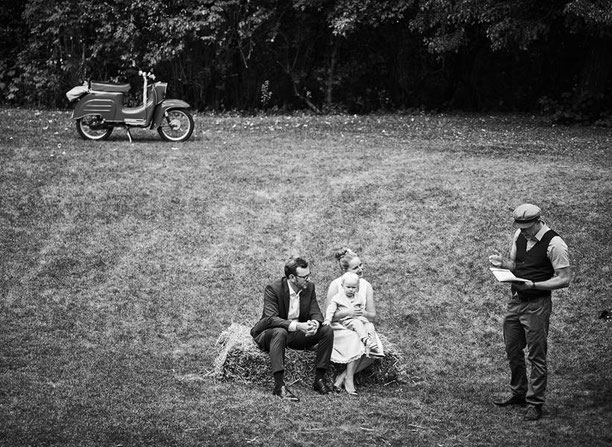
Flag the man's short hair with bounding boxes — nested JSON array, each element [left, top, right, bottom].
[[285, 257, 309, 278]]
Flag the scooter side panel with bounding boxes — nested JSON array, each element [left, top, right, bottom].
[[152, 99, 191, 126], [121, 104, 147, 120], [72, 93, 122, 120]]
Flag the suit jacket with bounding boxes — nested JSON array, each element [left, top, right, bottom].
[[250, 277, 324, 339]]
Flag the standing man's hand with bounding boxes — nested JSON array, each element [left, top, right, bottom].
[[513, 280, 536, 291], [489, 254, 503, 267]]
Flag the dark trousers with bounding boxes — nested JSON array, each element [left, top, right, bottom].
[[254, 324, 333, 375], [503, 297, 552, 406]]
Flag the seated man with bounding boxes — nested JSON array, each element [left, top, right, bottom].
[[250, 256, 334, 401]]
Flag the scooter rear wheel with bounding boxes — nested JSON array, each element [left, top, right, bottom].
[[157, 109, 194, 142], [76, 115, 113, 140]]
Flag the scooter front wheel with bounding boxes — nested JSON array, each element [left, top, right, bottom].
[[157, 109, 194, 142], [76, 115, 113, 140]]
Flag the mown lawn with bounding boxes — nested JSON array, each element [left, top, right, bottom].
[[1, 108, 611, 446]]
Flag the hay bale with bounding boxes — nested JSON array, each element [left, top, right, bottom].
[[353, 333, 404, 386], [214, 323, 405, 386], [213, 323, 316, 385]]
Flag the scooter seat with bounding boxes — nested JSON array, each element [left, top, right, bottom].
[[90, 82, 131, 93]]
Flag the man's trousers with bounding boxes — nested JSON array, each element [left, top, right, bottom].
[[502, 296, 552, 406], [254, 325, 333, 374]]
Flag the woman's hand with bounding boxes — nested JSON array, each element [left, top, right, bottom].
[[332, 307, 359, 321], [352, 305, 364, 317]]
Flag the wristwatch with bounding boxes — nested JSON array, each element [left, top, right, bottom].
[[530, 281, 537, 289]]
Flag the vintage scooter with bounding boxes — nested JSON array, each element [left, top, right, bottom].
[[66, 71, 194, 142]]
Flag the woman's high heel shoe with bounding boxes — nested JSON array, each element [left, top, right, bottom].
[[344, 379, 358, 396], [345, 387, 358, 396]]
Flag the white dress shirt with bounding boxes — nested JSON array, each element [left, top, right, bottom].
[[287, 281, 300, 332]]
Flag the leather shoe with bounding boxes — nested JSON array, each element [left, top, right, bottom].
[[524, 405, 542, 421], [493, 395, 526, 407], [273, 385, 300, 402], [332, 385, 343, 393], [313, 378, 331, 395]]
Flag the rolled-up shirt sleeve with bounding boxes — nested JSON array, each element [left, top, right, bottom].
[[548, 236, 570, 270]]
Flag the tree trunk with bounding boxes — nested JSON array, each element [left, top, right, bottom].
[[279, 62, 322, 114], [324, 40, 338, 109], [291, 76, 322, 114], [577, 37, 612, 100]]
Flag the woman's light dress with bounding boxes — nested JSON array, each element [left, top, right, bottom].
[[327, 276, 384, 364]]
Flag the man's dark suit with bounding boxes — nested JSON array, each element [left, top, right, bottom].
[[251, 277, 333, 374]]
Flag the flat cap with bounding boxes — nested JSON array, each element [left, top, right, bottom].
[[512, 203, 541, 228]]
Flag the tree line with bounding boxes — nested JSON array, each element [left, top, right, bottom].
[[1, 0, 611, 123]]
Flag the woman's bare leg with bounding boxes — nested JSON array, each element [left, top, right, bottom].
[[333, 369, 347, 388], [343, 355, 375, 395], [344, 360, 358, 394], [335, 354, 374, 394]]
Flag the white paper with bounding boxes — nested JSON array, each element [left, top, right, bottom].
[[489, 268, 530, 283]]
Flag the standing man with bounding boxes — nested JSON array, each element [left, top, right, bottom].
[[251, 256, 334, 401], [489, 204, 572, 421]]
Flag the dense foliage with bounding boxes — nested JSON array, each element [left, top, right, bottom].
[[1, 0, 611, 121]]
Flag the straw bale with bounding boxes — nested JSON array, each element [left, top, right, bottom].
[[214, 323, 405, 386]]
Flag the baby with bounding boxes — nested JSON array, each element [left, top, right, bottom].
[[324, 272, 379, 354]]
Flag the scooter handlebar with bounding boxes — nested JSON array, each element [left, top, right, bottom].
[[137, 70, 156, 80]]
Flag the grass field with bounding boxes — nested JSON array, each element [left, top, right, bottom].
[[1, 108, 611, 446]]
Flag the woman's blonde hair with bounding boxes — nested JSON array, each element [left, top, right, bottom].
[[334, 247, 358, 272]]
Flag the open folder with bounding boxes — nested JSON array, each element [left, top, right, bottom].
[[489, 267, 530, 283]]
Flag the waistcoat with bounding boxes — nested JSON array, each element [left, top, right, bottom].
[[511, 229, 558, 299]]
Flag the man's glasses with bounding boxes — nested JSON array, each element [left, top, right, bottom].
[[295, 274, 311, 280]]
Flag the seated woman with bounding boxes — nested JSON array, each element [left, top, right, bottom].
[[324, 271, 380, 356], [326, 248, 384, 396]]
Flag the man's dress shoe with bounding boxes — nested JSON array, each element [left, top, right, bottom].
[[312, 378, 331, 395], [273, 385, 300, 401], [523, 405, 543, 421], [493, 395, 526, 406]]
